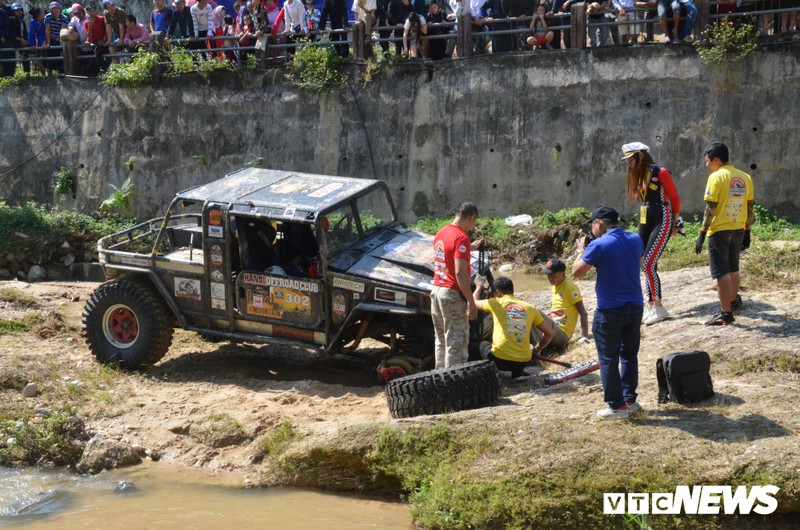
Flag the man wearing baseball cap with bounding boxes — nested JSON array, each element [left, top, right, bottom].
[[573, 205, 644, 419], [541, 257, 590, 349]]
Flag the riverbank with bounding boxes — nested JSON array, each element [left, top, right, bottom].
[[1, 265, 798, 528]]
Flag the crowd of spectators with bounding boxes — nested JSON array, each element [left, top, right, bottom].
[[2, 0, 799, 76]]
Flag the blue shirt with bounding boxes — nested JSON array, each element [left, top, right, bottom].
[[582, 227, 643, 310]]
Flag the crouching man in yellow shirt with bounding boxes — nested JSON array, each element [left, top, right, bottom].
[[541, 258, 591, 347], [470, 276, 556, 382]]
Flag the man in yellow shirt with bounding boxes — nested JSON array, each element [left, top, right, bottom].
[[471, 277, 556, 382], [695, 141, 755, 326], [542, 258, 590, 346]]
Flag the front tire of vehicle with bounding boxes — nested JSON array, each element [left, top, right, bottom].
[[385, 360, 500, 418], [83, 279, 174, 370]]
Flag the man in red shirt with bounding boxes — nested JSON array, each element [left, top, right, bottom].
[[432, 202, 482, 369], [84, 3, 110, 74]]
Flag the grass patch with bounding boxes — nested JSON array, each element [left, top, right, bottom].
[[258, 421, 298, 457], [0, 318, 28, 335], [189, 413, 249, 448], [364, 420, 800, 529], [0, 287, 40, 308], [731, 352, 800, 375], [0, 406, 86, 466]]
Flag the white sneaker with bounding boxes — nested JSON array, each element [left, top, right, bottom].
[[597, 406, 630, 419], [641, 306, 654, 325], [644, 305, 669, 326]]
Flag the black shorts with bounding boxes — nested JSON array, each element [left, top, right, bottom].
[[708, 229, 745, 279]]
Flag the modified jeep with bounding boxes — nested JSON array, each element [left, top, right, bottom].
[[83, 168, 490, 377]]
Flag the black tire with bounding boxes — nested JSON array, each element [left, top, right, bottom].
[[396, 315, 434, 358], [385, 360, 500, 419], [83, 279, 174, 370]]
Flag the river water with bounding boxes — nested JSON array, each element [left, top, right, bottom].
[[0, 464, 411, 529]]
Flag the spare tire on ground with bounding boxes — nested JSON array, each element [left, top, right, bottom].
[[385, 360, 500, 419]]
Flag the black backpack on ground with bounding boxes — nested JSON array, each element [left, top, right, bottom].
[[656, 350, 714, 404]]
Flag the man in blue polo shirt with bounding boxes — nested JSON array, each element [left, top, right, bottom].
[[573, 205, 644, 419]]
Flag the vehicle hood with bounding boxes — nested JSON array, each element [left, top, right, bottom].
[[343, 230, 485, 293]]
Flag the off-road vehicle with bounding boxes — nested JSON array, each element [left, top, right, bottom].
[[83, 168, 491, 379]]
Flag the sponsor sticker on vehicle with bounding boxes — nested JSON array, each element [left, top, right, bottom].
[[375, 287, 406, 306], [211, 270, 224, 282], [116, 256, 150, 267], [332, 277, 365, 293], [210, 282, 226, 299], [210, 245, 223, 265], [208, 226, 224, 238], [211, 298, 226, 310], [175, 278, 201, 301]]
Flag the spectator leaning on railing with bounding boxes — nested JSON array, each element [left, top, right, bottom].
[[170, 0, 194, 38], [586, 1, 612, 47], [425, 0, 448, 59], [389, 0, 413, 54], [470, 0, 490, 54], [6, 3, 28, 73], [0, 0, 11, 77], [612, 0, 638, 44], [282, 0, 305, 56], [152, 0, 174, 33], [123, 13, 149, 50], [84, 3, 111, 73], [302, 0, 321, 38], [28, 6, 48, 73], [352, 0, 377, 58], [103, 0, 125, 46], [44, 2, 69, 73]]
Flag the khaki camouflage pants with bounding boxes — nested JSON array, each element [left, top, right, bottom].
[[431, 285, 469, 369]]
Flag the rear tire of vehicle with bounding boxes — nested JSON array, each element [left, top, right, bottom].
[[83, 279, 174, 370], [385, 360, 500, 419]]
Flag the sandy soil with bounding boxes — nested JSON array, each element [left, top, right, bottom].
[[1, 269, 799, 507]]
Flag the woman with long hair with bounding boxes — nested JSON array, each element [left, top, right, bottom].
[[622, 142, 682, 325]]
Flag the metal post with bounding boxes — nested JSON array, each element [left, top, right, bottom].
[[457, 14, 472, 58], [571, 3, 586, 49]]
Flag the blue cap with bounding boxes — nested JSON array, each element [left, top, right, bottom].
[[11, 2, 23, 9]]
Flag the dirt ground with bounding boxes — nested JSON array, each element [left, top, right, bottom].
[[1, 268, 799, 515]]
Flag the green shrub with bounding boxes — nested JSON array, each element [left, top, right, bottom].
[[0, 201, 133, 252], [287, 42, 346, 93], [99, 178, 135, 216], [101, 50, 160, 87], [695, 19, 759, 64], [53, 166, 78, 197], [534, 207, 590, 228]]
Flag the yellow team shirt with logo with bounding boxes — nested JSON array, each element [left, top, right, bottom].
[[704, 165, 754, 236], [549, 278, 583, 338], [485, 295, 544, 363]]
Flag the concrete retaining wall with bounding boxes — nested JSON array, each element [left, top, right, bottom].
[[1, 44, 798, 223]]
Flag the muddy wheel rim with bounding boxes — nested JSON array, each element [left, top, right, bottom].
[[102, 304, 139, 349]]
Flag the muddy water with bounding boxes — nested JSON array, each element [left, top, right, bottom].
[[491, 270, 551, 295], [0, 465, 411, 529]]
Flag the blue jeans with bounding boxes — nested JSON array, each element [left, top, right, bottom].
[[592, 302, 643, 409], [679, 0, 697, 40]]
